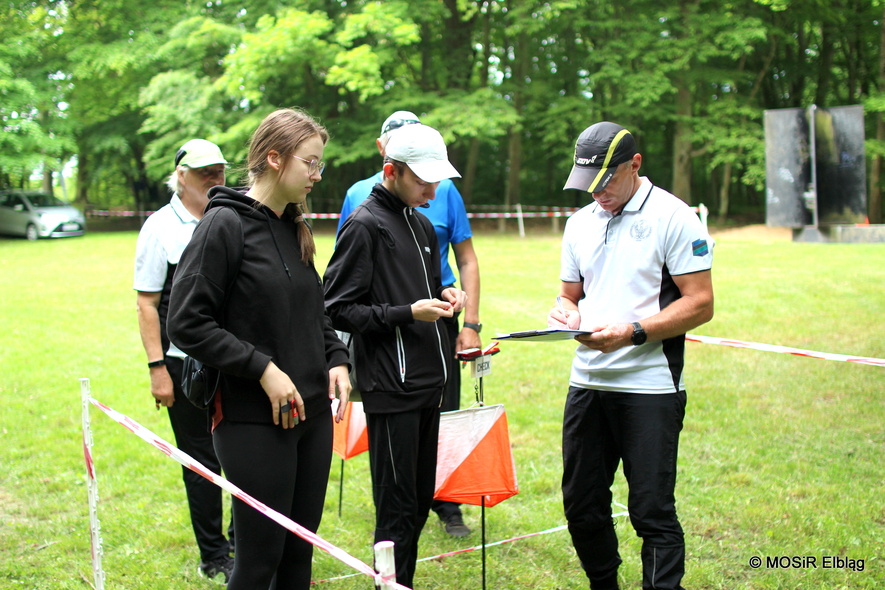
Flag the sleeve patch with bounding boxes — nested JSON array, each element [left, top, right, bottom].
[[692, 239, 709, 257]]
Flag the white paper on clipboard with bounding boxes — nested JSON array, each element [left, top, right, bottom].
[[495, 328, 592, 342]]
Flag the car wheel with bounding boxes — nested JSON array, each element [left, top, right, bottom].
[[25, 223, 38, 241]]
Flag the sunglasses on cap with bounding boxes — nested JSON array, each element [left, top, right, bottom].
[[188, 165, 226, 179], [381, 118, 420, 136]]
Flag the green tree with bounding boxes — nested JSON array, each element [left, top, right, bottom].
[[0, 2, 74, 192], [2, 0, 880, 223], [61, 0, 189, 208], [138, 17, 244, 185]]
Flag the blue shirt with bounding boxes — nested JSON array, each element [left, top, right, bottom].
[[337, 172, 473, 287]]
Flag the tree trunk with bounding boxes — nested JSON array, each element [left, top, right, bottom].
[[442, 0, 476, 90], [671, 83, 693, 204], [503, 20, 528, 216], [76, 146, 90, 206], [461, 2, 493, 206], [814, 24, 834, 106], [505, 128, 522, 209], [717, 162, 733, 225], [463, 138, 479, 207], [41, 163, 54, 194]]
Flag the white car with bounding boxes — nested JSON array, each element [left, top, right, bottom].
[[0, 190, 86, 240]]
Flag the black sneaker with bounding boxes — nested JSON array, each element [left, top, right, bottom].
[[443, 513, 471, 537], [198, 555, 234, 583]]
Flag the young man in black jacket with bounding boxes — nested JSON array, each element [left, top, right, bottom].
[[323, 123, 467, 588]]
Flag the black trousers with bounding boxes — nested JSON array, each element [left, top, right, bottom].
[[214, 413, 332, 590], [366, 406, 441, 588], [165, 356, 231, 562], [432, 314, 463, 520], [562, 387, 687, 590]]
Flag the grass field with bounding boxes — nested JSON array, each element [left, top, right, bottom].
[[0, 226, 882, 589]]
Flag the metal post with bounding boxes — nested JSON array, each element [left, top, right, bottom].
[[808, 105, 820, 228], [481, 496, 487, 590], [478, 375, 484, 406], [338, 458, 345, 518]]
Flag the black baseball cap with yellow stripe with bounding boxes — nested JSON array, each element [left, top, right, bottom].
[[563, 122, 637, 193]]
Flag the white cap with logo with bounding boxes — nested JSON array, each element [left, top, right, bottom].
[[385, 124, 461, 184]]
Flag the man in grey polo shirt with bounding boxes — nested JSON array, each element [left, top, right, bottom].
[[134, 139, 234, 582], [548, 121, 714, 590]]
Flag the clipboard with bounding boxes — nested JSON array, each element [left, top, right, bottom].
[[495, 328, 592, 342]]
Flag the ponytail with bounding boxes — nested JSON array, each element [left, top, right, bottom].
[[286, 203, 317, 264]]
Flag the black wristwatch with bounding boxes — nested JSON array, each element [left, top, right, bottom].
[[147, 359, 166, 368], [630, 322, 647, 346], [463, 322, 482, 334]]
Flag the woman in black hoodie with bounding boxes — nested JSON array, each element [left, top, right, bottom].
[[168, 108, 351, 589]]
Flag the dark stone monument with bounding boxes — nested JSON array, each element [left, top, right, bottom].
[[764, 105, 881, 242]]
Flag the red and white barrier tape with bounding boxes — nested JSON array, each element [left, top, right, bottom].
[[315, 504, 629, 584], [83, 391, 408, 590], [466, 211, 574, 219], [86, 210, 150, 217], [87, 210, 573, 221], [418, 503, 628, 563], [89, 206, 706, 225], [686, 334, 885, 367]]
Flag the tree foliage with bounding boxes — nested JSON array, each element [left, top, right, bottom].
[[0, 0, 881, 221]]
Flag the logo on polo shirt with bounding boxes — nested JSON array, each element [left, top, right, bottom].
[[630, 219, 652, 241]]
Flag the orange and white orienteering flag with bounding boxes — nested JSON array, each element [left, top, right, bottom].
[[332, 400, 369, 460], [434, 404, 519, 507]]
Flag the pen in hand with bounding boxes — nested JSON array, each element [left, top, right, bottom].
[[555, 296, 569, 327], [556, 296, 566, 316], [556, 296, 581, 330]]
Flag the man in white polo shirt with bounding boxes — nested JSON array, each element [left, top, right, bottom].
[[133, 139, 234, 582], [548, 122, 714, 590]]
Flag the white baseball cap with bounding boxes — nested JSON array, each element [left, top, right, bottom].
[[385, 124, 461, 183], [380, 110, 421, 137], [175, 139, 227, 169]]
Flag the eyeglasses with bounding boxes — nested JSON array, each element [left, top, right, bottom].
[[291, 155, 325, 175], [187, 166, 226, 178], [381, 118, 420, 135]]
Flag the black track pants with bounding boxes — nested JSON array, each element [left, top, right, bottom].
[[432, 314, 463, 521], [366, 406, 441, 588], [165, 356, 232, 562], [562, 387, 687, 590]]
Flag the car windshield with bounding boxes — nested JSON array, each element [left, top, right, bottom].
[[26, 193, 66, 208]]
